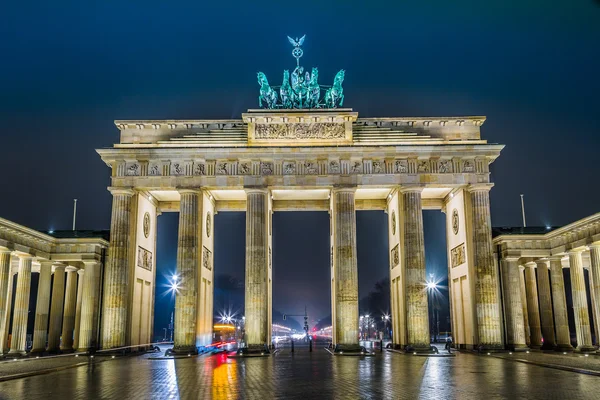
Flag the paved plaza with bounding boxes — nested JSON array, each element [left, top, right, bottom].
[[1, 349, 600, 399]]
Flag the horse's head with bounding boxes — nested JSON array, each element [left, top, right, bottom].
[[257, 72, 268, 86], [282, 70, 289, 84], [310, 67, 319, 83], [334, 70, 345, 85]]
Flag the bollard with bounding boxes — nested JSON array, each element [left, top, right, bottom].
[[380, 340, 383, 352], [309, 339, 312, 352], [291, 339, 294, 353]]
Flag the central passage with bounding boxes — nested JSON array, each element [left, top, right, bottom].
[[272, 212, 331, 338]]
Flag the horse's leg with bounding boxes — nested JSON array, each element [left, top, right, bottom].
[[339, 94, 344, 107]]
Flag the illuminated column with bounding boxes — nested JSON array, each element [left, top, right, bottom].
[[9, 256, 33, 355], [60, 268, 78, 351], [501, 258, 528, 350], [524, 262, 542, 349], [101, 188, 134, 350], [589, 244, 600, 346], [518, 266, 530, 346], [401, 186, 430, 352], [0, 250, 12, 354], [173, 189, 201, 354], [31, 261, 53, 353], [568, 250, 595, 352], [47, 265, 66, 352], [244, 188, 271, 351], [467, 184, 503, 349], [78, 262, 99, 351], [533, 259, 556, 349], [550, 257, 572, 351], [73, 269, 84, 350], [331, 187, 359, 351]]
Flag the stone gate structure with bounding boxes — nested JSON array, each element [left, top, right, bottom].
[[96, 108, 505, 353]]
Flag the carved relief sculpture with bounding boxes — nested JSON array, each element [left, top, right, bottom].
[[194, 163, 206, 176], [239, 162, 250, 174], [283, 162, 296, 175], [305, 162, 318, 174], [463, 160, 475, 172], [126, 163, 139, 176], [255, 122, 345, 140], [217, 162, 228, 175], [417, 160, 430, 173], [391, 211, 396, 235], [143, 212, 151, 238], [351, 161, 362, 173], [394, 160, 408, 173], [137, 246, 153, 271], [438, 160, 451, 173], [202, 246, 212, 270], [451, 243, 466, 268], [261, 162, 273, 175], [391, 244, 399, 268], [149, 165, 160, 176], [452, 209, 459, 235], [329, 160, 340, 173], [206, 212, 212, 238], [372, 160, 383, 174]]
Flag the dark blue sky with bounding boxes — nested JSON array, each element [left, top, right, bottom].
[[1, 1, 599, 330]]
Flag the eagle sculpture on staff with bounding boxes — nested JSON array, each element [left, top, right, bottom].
[[256, 35, 345, 109]]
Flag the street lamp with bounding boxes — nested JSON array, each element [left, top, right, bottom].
[[426, 275, 438, 343]]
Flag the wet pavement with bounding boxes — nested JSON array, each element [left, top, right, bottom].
[[1, 348, 600, 399]]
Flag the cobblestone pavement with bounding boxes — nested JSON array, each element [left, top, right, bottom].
[[491, 350, 600, 373], [0, 354, 93, 379], [1, 349, 600, 399]]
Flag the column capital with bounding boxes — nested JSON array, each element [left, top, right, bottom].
[[589, 243, 600, 250], [524, 261, 537, 269], [52, 264, 66, 272], [0, 247, 11, 255], [466, 183, 494, 193], [108, 187, 135, 196], [244, 186, 269, 195], [398, 185, 424, 194], [331, 185, 357, 194], [535, 259, 549, 267], [177, 188, 201, 195], [16, 254, 33, 261], [65, 266, 78, 272], [77, 269, 84, 276], [568, 247, 586, 255]]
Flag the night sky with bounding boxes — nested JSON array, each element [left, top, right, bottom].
[[1, 2, 599, 334]]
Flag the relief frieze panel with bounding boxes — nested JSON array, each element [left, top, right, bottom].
[[255, 122, 345, 140]]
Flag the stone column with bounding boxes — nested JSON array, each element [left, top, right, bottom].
[[73, 269, 84, 350], [518, 266, 530, 346], [31, 261, 53, 353], [549, 257, 573, 351], [588, 244, 600, 346], [332, 187, 359, 351], [173, 189, 200, 354], [535, 259, 556, 349], [467, 184, 503, 349], [47, 265, 66, 352], [501, 258, 528, 350], [60, 268, 78, 351], [0, 250, 12, 354], [77, 262, 98, 351], [524, 262, 542, 349], [9, 256, 33, 355], [244, 188, 270, 352], [568, 250, 595, 352], [401, 187, 430, 352], [102, 188, 134, 350]]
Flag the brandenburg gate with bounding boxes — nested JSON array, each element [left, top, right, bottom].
[[96, 108, 504, 354]]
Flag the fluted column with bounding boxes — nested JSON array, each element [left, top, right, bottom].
[[47, 265, 66, 352], [549, 257, 572, 351], [101, 188, 134, 350], [589, 244, 600, 346], [9, 256, 33, 355], [31, 261, 53, 353], [524, 262, 542, 349], [401, 187, 430, 351], [332, 187, 359, 350], [73, 269, 84, 350], [77, 262, 98, 351], [173, 189, 200, 354], [0, 250, 12, 354], [518, 266, 530, 346], [244, 188, 270, 351], [468, 184, 502, 349], [568, 250, 595, 352], [501, 258, 528, 350], [60, 268, 78, 350], [535, 259, 556, 349]]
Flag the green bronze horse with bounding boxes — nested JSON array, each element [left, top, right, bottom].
[[324, 70, 345, 108], [257, 72, 278, 109], [280, 70, 293, 109]]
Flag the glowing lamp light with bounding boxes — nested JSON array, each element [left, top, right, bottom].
[[426, 282, 437, 290], [172, 275, 178, 281]]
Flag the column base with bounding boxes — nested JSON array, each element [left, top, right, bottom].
[[333, 344, 367, 355], [541, 342, 556, 351], [406, 344, 438, 355], [554, 344, 574, 352], [507, 344, 529, 352], [477, 343, 505, 353], [235, 345, 270, 356], [29, 348, 48, 355], [169, 345, 198, 356], [575, 345, 596, 353], [6, 349, 27, 357]]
